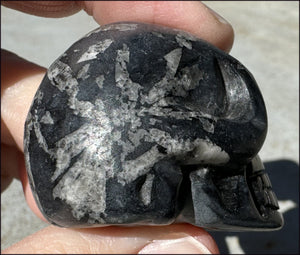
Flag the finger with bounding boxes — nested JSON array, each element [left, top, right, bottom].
[[1, 121, 20, 192], [83, 1, 234, 52], [2, 224, 219, 254], [1, 50, 45, 194], [1, 144, 19, 192], [1, 1, 82, 18], [1, 49, 46, 211], [2, 1, 233, 52], [1, 50, 46, 151]]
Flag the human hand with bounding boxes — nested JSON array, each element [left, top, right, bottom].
[[1, 1, 234, 253]]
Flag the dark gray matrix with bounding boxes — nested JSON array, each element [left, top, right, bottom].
[[24, 22, 283, 231]]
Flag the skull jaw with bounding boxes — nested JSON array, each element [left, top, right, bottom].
[[178, 155, 284, 231]]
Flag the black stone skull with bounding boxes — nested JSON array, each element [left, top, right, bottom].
[[24, 22, 283, 230]]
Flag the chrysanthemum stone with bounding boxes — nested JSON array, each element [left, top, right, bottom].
[[24, 22, 283, 230]]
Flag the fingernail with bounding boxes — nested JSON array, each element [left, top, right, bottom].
[[205, 5, 229, 25], [138, 236, 212, 254]]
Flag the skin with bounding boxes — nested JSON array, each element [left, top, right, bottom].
[[1, 1, 234, 253]]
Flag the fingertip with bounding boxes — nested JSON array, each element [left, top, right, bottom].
[[201, 3, 235, 52], [3, 223, 219, 254], [170, 223, 220, 254], [83, 1, 234, 52], [1, 1, 83, 18], [1, 50, 46, 151]]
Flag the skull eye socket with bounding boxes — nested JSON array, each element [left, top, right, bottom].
[[215, 58, 255, 122]]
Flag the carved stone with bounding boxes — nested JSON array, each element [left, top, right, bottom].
[[24, 22, 283, 230]]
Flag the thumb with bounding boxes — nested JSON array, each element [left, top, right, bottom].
[[82, 1, 234, 52], [2, 1, 234, 52], [2, 224, 219, 254]]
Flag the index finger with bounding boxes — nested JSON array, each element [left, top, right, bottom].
[[85, 1, 234, 52], [2, 1, 234, 52]]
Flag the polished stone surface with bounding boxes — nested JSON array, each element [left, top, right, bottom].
[[2, 2, 298, 253], [24, 22, 282, 229]]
